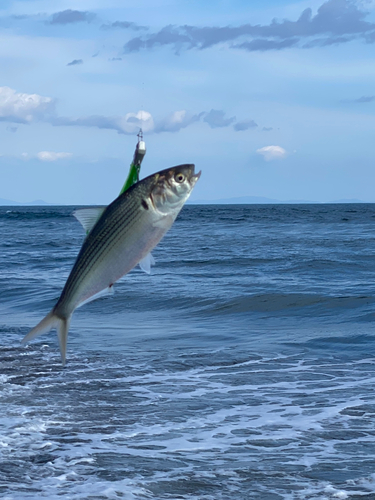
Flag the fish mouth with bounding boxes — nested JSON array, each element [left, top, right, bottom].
[[191, 170, 201, 183]]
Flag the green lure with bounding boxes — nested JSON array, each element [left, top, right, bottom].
[[119, 130, 146, 195]]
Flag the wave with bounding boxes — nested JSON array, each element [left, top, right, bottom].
[[192, 293, 375, 316], [92, 291, 375, 319], [0, 208, 75, 220]]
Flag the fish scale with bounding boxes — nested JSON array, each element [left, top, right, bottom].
[[58, 197, 154, 311], [61, 194, 144, 299], [22, 164, 201, 365]]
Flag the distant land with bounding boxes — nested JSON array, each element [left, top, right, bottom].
[[0, 196, 369, 206], [189, 196, 367, 204], [0, 198, 49, 206]]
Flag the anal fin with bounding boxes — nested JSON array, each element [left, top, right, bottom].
[[77, 286, 115, 308]]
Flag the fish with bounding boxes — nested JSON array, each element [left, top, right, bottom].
[[72, 206, 156, 274], [22, 164, 201, 365], [72, 134, 153, 273]]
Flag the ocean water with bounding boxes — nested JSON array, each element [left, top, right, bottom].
[[1, 204, 375, 499]]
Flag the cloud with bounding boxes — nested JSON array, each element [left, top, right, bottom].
[[353, 95, 375, 103], [341, 95, 375, 103], [203, 109, 236, 129], [0, 87, 245, 137], [256, 145, 287, 161], [0, 86, 55, 124], [50, 10, 96, 25], [120, 111, 154, 133], [52, 108, 235, 134], [67, 59, 83, 66], [101, 21, 148, 31], [303, 35, 354, 48], [123, 0, 375, 54], [6, 125, 18, 133], [124, 26, 193, 54], [154, 110, 202, 133], [262, 127, 273, 132], [51, 111, 154, 135], [235, 38, 300, 51], [37, 151, 72, 161], [234, 120, 258, 131]]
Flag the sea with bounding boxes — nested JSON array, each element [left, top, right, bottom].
[[1, 203, 375, 500]]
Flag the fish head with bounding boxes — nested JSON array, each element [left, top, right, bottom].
[[150, 164, 201, 214]]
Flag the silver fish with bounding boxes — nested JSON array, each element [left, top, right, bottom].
[[22, 164, 201, 364]]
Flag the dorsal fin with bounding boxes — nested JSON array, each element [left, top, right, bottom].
[[72, 207, 106, 234]]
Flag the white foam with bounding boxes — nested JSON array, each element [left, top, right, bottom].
[[2, 343, 375, 499]]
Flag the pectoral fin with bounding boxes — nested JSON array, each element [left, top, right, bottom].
[[138, 253, 155, 274]]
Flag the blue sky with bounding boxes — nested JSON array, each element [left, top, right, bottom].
[[1, 0, 375, 204]]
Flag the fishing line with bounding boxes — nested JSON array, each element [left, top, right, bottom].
[[139, 78, 145, 135]]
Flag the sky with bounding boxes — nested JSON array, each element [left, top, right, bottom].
[[1, 0, 375, 204]]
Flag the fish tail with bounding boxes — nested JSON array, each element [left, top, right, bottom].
[[22, 310, 72, 366]]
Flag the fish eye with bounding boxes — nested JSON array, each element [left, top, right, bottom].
[[175, 173, 185, 183]]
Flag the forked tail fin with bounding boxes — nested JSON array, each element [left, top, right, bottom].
[[22, 310, 72, 366]]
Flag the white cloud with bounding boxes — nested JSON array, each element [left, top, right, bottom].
[[256, 145, 287, 161], [52, 109, 202, 135], [0, 86, 55, 124], [49, 110, 154, 135], [117, 110, 154, 134], [0, 86, 228, 137], [37, 151, 72, 161]]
